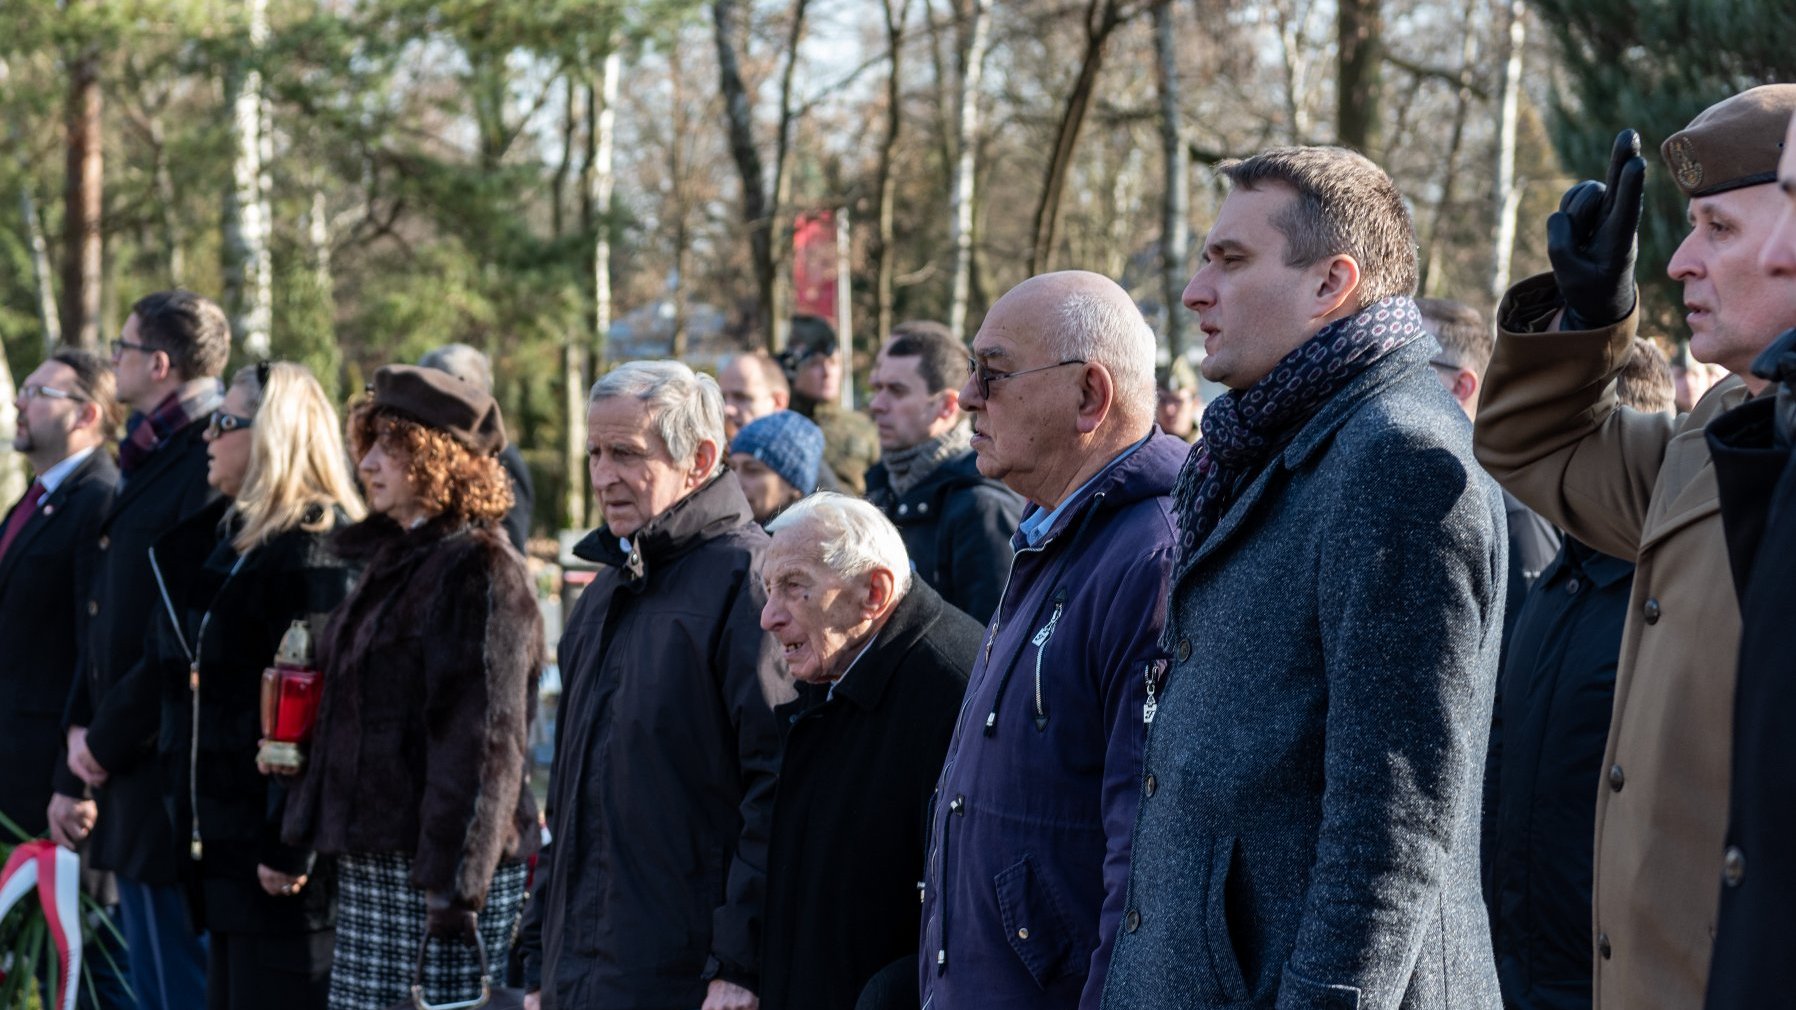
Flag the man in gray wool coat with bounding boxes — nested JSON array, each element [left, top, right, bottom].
[[1102, 146, 1506, 1010]]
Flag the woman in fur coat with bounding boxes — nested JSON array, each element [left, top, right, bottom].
[[282, 365, 542, 1010]]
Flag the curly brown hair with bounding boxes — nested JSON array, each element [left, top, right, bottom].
[[348, 401, 513, 523]]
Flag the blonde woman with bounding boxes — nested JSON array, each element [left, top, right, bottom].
[[146, 361, 364, 1010]]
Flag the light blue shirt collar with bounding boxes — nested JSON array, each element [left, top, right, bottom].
[[1016, 431, 1151, 548]]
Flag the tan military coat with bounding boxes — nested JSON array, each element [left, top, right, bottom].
[[1475, 274, 1752, 1010]]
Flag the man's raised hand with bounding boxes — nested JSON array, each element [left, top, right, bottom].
[[1547, 128, 1648, 330]]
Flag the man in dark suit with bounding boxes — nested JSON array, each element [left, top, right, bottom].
[[6, 348, 132, 1010], [4, 349, 120, 840], [55, 291, 229, 1010]]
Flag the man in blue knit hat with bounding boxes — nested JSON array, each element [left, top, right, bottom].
[[729, 410, 825, 526]]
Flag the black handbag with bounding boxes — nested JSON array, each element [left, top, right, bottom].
[[382, 916, 525, 1010]]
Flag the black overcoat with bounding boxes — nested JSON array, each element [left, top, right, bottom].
[[759, 579, 977, 1010], [1704, 395, 1796, 1008], [145, 500, 356, 934], [1485, 537, 1632, 1010], [0, 449, 116, 837], [58, 419, 218, 883], [519, 473, 783, 1010]]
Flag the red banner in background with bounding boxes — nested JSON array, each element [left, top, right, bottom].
[[792, 210, 837, 321]]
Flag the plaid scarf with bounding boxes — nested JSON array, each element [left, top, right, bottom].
[[119, 381, 223, 479], [1172, 296, 1426, 570]]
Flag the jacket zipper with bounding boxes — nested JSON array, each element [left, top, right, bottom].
[[150, 547, 248, 862]]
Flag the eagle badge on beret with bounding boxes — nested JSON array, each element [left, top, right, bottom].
[[1667, 136, 1704, 191]]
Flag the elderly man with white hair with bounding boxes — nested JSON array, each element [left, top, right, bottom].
[[755, 493, 980, 1010], [918, 270, 1188, 1010], [517, 360, 783, 1010]]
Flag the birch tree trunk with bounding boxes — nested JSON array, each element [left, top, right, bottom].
[[23, 187, 62, 353], [1154, 0, 1189, 356], [223, 0, 273, 357], [60, 5, 104, 352], [947, 0, 992, 340], [0, 348, 23, 505], [591, 50, 621, 354], [872, 0, 913, 350], [1417, 0, 1479, 297], [1488, 0, 1526, 303]]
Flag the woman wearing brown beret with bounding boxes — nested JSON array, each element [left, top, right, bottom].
[[281, 364, 542, 1010]]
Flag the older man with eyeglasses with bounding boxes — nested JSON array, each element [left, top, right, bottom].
[[917, 270, 1187, 1010]]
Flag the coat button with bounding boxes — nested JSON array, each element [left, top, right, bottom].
[[898, 504, 910, 516], [1144, 773, 1157, 797], [97, 534, 109, 550], [918, 502, 929, 514], [1176, 638, 1192, 663], [1724, 846, 1746, 887], [1016, 927, 1029, 939], [1598, 933, 1612, 959], [1643, 598, 1661, 624], [1124, 910, 1141, 933], [87, 600, 98, 616], [1608, 764, 1625, 792], [1566, 578, 1581, 594], [949, 795, 965, 815]]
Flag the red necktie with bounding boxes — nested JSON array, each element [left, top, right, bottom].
[[0, 481, 46, 564]]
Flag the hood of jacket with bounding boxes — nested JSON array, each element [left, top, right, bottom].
[[573, 471, 755, 581]]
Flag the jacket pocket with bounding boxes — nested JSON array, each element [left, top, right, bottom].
[[1276, 964, 1360, 1010], [1204, 835, 1252, 1003], [994, 854, 1077, 988]]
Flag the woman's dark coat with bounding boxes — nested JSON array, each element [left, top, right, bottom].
[[1104, 340, 1505, 1010], [0, 449, 115, 837], [760, 579, 977, 1010], [282, 515, 542, 910], [1485, 537, 1632, 1010], [147, 499, 355, 933], [864, 450, 1024, 622], [1704, 394, 1796, 1009], [518, 473, 783, 1010]]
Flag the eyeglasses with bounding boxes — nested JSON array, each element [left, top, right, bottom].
[[1427, 357, 1462, 372], [206, 410, 254, 438], [19, 384, 86, 403], [965, 355, 1088, 399], [110, 338, 154, 358]]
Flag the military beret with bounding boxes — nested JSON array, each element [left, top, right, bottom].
[[787, 315, 839, 360], [1661, 84, 1796, 199], [367, 364, 507, 456]]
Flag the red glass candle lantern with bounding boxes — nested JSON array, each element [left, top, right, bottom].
[[257, 620, 321, 773]]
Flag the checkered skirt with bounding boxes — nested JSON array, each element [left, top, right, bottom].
[[329, 853, 526, 1010]]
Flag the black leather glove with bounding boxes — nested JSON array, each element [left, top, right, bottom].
[[1547, 129, 1647, 331], [425, 891, 478, 944], [1749, 326, 1796, 450]]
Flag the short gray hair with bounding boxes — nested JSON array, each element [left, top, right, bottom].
[[1050, 290, 1158, 419], [767, 493, 913, 595], [419, 343, 494, 393], [589, 360, 726, 475]]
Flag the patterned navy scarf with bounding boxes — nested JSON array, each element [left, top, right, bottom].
[[1172, 296, 1426, 564]]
